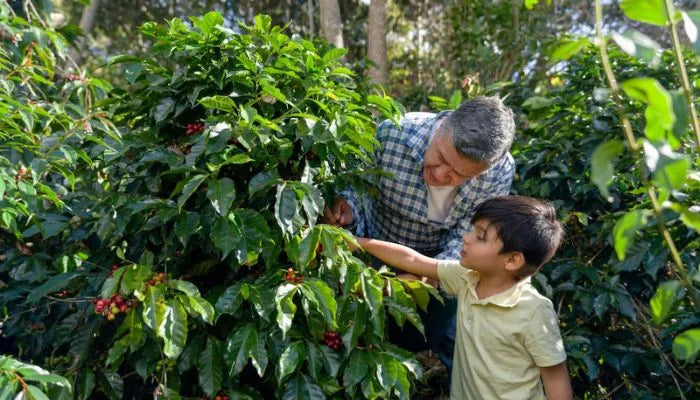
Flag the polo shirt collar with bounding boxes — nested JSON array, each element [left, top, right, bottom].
[[463, 270, 531, 308]]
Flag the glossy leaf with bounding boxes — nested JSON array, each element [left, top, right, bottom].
[[197, 338, 223, 397], [277, 341, 306, 384], [590, 140, 624, 201], [650, 280, 684, 324], [206, 177, 236, 216], [620, 0, 668, 26], [613, 210, 647, 260], [672, 328, 700, 362], [159, 299, 188, 358], [621, 78, 674, 143]]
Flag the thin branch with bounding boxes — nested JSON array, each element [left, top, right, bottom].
[[663, 0, 700, 149], [594, 0, 696, 304]]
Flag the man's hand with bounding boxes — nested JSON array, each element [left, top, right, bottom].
[[323, 196, 353, 226]]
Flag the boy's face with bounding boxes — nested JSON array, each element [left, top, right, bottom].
[[459, 219, 509, 274]]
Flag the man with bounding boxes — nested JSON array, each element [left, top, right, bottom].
[[323, 96, 516, 372]]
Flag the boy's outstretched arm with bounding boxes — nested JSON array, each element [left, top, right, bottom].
[[540, 362, 573, 400], [356, 238, 440, 281]]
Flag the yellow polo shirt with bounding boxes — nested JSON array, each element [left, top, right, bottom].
[[437, 260, 567, 400]]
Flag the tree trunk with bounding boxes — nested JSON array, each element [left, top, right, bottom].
[[367, 0, 388, 88], [319, 0, 344, 48], [69, 0, 100, 66]]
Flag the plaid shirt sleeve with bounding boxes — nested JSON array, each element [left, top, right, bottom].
[[434, 153, 515, 260]]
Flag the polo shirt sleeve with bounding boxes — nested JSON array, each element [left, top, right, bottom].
[[436, 259, 467, 296], [524, 302, 567, 367]]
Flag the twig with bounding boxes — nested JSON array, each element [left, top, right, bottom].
[[594, 0, 696, 304], [663, 0, 700, 149]]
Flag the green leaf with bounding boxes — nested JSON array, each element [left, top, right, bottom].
[[650, 280, 684, 324], [174, 211, 200, 245], [121, 264, 152, 294], [277, 341, 306, 384], [225, 324, 268, 377], [343, 350, 370, 391], [620, 0, 668, 26], [670, 204, 700, 232], [524, 0, 539, 10], [549, 38, 590, 63], [299, 279, 337, 327], [590, 140, 624, 201], [199, 95, 235, 112], [101, 267, 126, 298], [322, 47, 348, 65], [193, 11, 224, 36], [672, 328, 700, 362], [158, 299, 188, 358], [25, 272, 80, 304], [26, 385, 50, 400], [621, 78, 674, 143], [282, 374, 325, 400], [249, 169, 282, 197], [275, 284, 298, 338], [97, 371, 123, 400], [154, 97, 176, 124], [682, 11, 700, 53], [207, 177, 236, 216], [447, 90, 462, 110], [296, 228, 321, 269], [361, 269, 385, 337], [216, 282, 246, 316], [613, 210, 647, 260], [522, 96, 554, 110], [611, 30, 661, 66], [643, 141, 690, 191], [177, 174, 208, 212], [260, 80, 287, 103], [197, 338, 223, 397], [142, 284, 166, 331], [77, 369, 95, 399], [275, 183, 303, 236]]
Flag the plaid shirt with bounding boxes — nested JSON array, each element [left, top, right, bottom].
[[343, 111, 514, 260]]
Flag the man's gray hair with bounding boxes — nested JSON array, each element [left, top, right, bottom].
[[441, 96, 515, 165]]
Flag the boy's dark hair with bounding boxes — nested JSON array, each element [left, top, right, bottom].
[[471, 195, 565, 279]]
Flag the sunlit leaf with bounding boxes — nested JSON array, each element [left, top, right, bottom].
[[612, 210, 647, 260], [621, 78, 674, 143], [650, 280, 684, 324], [672, 328, 700, 362], [620, 0, 668, 26], [590, 140, 624, 201]]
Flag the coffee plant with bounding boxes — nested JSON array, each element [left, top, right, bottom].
[[510, 1, 699, 396], [0, 9, 439, 400]]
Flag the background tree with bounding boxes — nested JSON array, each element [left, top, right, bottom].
[[367, 0, 388, 87], [320, 0, 344, 48]]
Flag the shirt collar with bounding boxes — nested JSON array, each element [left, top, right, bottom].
[[463, 270, 531, 308]]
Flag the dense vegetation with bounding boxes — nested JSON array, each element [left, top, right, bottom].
[[1, 1, 699, 399]]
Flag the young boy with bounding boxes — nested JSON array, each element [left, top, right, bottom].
[[355, 195, 573, 399]]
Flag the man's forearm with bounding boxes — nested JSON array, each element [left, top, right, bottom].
[[357, 238, 439, 281]]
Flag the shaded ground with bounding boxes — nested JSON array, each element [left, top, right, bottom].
[[412, 350, 450, 399]]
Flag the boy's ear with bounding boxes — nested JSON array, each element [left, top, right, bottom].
[[503, 251, 526, 272]]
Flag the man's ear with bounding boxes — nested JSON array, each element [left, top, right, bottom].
[[503, 251, 526, 272]]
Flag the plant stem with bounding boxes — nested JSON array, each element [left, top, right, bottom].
[[663, 0, 700, 149], [594, 0, 696, 303]]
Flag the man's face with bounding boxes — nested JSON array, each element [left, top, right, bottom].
[[423, 127, 488, 186]]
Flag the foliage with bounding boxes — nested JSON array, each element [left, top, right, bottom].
[[508, 46, 699, 398], [0, 9, 436, 400], [0, 355, 72, 399]]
